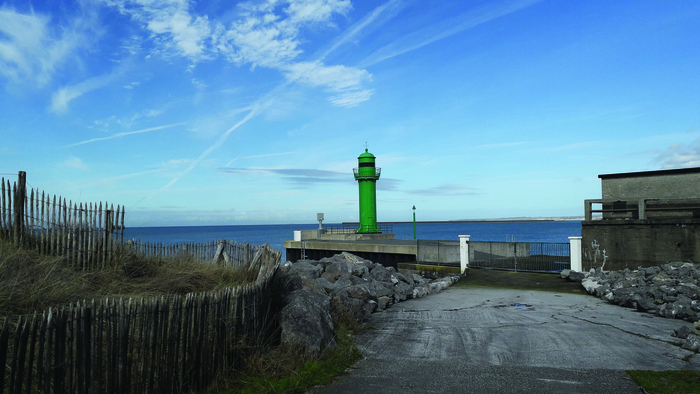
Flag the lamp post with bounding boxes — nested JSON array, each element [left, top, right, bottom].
[[412, 205, 416, 240]]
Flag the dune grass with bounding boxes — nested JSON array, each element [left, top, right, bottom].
[[0, 237, 258, 320]]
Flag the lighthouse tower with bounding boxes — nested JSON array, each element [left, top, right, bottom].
[[353, 148, 381, 233]]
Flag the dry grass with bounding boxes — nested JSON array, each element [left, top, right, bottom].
[[210, 300, 366, 394], [0, 237, 258, 320]]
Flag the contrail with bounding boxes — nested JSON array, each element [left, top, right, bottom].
[[359, 0, 541, 67], [64, 122, 187, 147], [317, 0, 405, 61], [149, 100, 273, 198]]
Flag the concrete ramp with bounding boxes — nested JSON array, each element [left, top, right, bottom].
[[312, 282, 700, 393]]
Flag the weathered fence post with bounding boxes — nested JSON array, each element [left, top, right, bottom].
[[105, 208, 114, 265], [13, 171, 26, 245], [212, 240, 226, 265]]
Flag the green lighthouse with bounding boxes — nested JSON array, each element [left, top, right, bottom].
[[353, 148, 381, 233]]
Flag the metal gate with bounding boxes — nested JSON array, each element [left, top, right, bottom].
[[469, 241, 570, 272]]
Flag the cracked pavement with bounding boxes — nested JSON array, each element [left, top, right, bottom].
[[312, 286, 700, 393]]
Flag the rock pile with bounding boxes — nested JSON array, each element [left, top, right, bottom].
[[565, 262, 700, 351], [274, 252, 459, 353]]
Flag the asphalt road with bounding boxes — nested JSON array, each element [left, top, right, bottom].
[[311, 285, 700, 393]]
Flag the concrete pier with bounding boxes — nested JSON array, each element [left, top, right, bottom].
[[284, 230, 418, 269]]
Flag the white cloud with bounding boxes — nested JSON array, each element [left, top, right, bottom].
[[285, 0, 352, 25], [123, 81, 140, 89], [0, 6, 91, 87], [147, 6, 211, 58], [62, 156, 88, 170], [50, 71, 121, 113], [328, 89, 374, 107], [191, 78, 207, 90], [654, 138, 700, 169], [102, 0, 371, 106], [218, 17, 301, 68], [104, 0, 211, 61], [285, 61, 368, 90], [214, 0, 371, 105], [284, 61, 373, 106]]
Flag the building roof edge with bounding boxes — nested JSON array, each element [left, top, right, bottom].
[[599, 167, 700, 179]]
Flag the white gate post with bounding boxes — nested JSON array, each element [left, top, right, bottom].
[[569, 236, 582, 272], [459, 235, 470, 274]]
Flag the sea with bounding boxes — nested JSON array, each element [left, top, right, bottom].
[[123, 220, 582, 262]]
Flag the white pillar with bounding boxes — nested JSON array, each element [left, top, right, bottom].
[[569, 236, 582, 272], [459, 235, 470, 274]]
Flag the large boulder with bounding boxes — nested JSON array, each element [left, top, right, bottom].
[[276, 262, 303, 291], [275, 253, 461, 354], [369, 264, 393, 282], [322, 259, 369, 282], [288, 261, 323, 279], [369, 281, 394, 299], [315, 277, 337, 293], [393, 281, 413, 302], [581, 277, 603, 294], [567, 271, 586, 282], [581, 262, 700, 324], [345, 283, 373, 301], [377, 296, 392, 311], [277, 290, 335, 354]]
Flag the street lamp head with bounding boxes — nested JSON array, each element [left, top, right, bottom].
[[412, 205, 416, 211]]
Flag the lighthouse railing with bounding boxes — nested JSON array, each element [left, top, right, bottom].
[[323, 224, 393, 234]]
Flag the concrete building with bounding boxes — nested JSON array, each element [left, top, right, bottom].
[[582, 167, 700, 270]]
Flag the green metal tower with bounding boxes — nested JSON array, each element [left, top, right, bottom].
[[353, 148, 381, 233]]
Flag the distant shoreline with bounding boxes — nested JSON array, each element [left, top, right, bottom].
[[342, 218, 584, 225]]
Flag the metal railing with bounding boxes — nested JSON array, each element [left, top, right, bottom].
[[322, 224, 394, 234], [584, 198, 700, 221], [468, 241, 570, 272]]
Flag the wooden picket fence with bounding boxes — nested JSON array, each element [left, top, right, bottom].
[[0, 172, 125, 269], [0, 245, 282, 394], [126, 239, 259, 267]]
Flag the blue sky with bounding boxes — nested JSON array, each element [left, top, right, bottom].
[[1, 0, 699, 227]]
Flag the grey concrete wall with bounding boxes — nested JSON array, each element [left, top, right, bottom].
[[581, 219, 700, 271], [602, 172, 700, 200], [416, 240, 460, 264], [299, 230, 321, 240]]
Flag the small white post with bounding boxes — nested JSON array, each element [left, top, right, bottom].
[[459, 235, 470, 274], [569, 236, 582, 272]]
